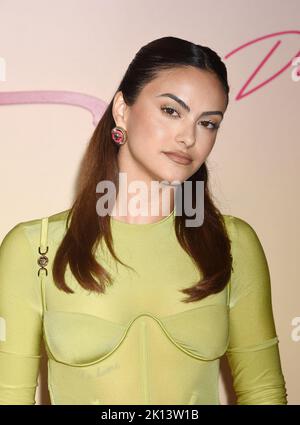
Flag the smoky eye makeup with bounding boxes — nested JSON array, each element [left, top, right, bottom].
[[160, 104, 221, 130], [160, 104, 180, 118]]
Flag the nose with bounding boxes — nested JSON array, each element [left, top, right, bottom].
[[175, 125, 196, 148]]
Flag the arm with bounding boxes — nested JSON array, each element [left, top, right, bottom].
[[226, 216, 288, 405], [0, 222, 43, 404]]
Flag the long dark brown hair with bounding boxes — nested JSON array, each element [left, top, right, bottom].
[[52, 36, 232, 303]]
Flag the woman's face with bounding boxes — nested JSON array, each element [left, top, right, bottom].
[[112, 66, 228, 186]]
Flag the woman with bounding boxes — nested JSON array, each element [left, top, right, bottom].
[[0, 36, 288, 405]]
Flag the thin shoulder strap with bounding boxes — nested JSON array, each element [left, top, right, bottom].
[[40, 217, 48, 253], [38, 217, 49, 312], [226, 279, 231, 308]]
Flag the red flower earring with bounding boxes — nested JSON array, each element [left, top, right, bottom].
[[111, 126, 127, 145]]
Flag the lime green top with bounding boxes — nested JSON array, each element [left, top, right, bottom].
[[0, 208, 288, 404]]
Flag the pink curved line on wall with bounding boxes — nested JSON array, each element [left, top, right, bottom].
[[0, 90, 108, 126], [0, 31, 299, 112], [224, 30, 300, 58], [224, 30, 300, 100], [236, 41, 299, 100]]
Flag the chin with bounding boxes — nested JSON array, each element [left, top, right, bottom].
[[155, 170, 187, 186]]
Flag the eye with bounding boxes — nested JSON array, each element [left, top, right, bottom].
[[201, 120, 220, 130], [161, 105, 220, 130], [160, 105, 180, 118]]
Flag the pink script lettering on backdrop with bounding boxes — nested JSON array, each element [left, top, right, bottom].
[[0, 91, 107, 126], [224, 30, 300, 99], [0, 31, 299, 123]]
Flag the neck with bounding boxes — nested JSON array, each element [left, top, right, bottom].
[[110, 172, 178, 225]]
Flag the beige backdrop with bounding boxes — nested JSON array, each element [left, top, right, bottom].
[[0, 0, 299, 405]]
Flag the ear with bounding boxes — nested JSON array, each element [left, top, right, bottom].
[[112, 91, 130, 128]]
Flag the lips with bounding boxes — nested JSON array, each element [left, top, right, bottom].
[[163, 152, 192, 165]]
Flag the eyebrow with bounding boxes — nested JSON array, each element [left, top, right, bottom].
[[156, 93, 224, 119]]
